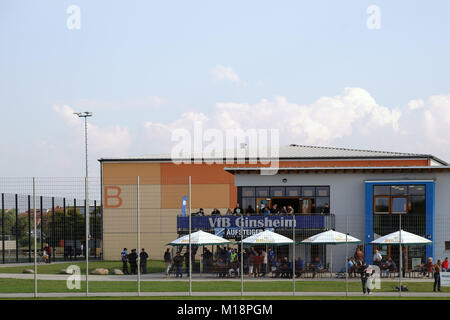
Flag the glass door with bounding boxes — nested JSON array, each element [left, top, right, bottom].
[[256, 198, 271, 214]]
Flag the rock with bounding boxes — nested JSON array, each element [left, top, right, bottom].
[[23, 269, 34, 274], [59, 268, 73, 275], [91, 268, 109, 275], [111, 268, 124, 275]]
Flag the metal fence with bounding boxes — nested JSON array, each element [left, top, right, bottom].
[[0, 176, 446, 298], [0, 177, 101, 264]]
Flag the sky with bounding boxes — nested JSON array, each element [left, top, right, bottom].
[[1, 0, 450, 177]]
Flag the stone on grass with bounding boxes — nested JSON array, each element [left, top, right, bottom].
[[91, 268, 109, 275], [59, 268, 73, 275], [111, 268, 124, 275]]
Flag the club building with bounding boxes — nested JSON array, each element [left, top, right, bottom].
[[99, 145, 450, 271]]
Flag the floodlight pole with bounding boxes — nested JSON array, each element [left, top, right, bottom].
[[73, 111, 92, 296], [188, 176, 192, 296]]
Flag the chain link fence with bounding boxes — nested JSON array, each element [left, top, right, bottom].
[[0, 176, 447, 297]]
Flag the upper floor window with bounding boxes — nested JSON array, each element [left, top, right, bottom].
[[373, 185, 425, 215]]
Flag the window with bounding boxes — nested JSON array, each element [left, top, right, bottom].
[[316, 186, 330, 197], [391, 185, 407, 195], [255, 187, 269, 197], [392, 197, 407, 214], [315, 197, 330, 213], [445, 242, 450, 251], [374, 197, 390, 214], [408, 185, 426, 195], [408, 196, 425, 214], [374, 185, 390, 196], [242, 187, 255, 197], [270, 187, 285, 197], [286, 187, 301, 197], [302, 187, 315, 197], [242, 198, 255, 212]]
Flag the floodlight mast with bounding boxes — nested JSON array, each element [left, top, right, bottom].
[[73, 111, 92, 295]]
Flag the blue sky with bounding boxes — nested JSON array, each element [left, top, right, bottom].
[[1, 1, 450, 176]]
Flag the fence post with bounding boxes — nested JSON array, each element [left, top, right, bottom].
[[345, 216, 348, 297], [40, 196, 43, 252], [73, 198, 76, 260], [292, 215, 296, 296], [85, 176, 89, 296], [137, 176, 141, 296], [15, 194, 18, 262], [63, 198, 66, 261], [28, 195, 31, 263], [399, 214, 402, 297], [33, 178, 37, 298], [188, 176, 192, 296], [52, 197, 55, 261], [94, 200, 97, 259], [240, 211, 243, 297], [2, 193, 4, 264]]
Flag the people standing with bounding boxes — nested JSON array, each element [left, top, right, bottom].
[[247, 249, 255, 277], [173, 252, 184, 278], [434, 259, 442, 292], [184, 248, 191, 276], [373, 250, 382, 266], [233, 203, 242, 215], [253, 252, 261, 277], [44, 243, 52, 264], [260, 249, 268, 276], [360, 264, 373, 295], [128, 249, 138, 275], [121, 248, 129, 275], [442, 257, 449, 272], [164, 248, 172, 277], [140, 248, 149, 274]]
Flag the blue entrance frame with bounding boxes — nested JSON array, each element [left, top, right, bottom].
[[364, 180, 435, 264]]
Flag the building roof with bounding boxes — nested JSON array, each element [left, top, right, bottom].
[[224, 166, 450, 175], [99, 144, 447, 165]]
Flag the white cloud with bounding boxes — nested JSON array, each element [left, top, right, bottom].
[[8, 88, 450, 177], [140, 88, 450, 162], [209, 65, 245, 85]]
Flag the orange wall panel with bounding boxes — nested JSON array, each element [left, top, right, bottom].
[[161, 184, 189, 209], [102, 163, 160, 184], [160, 163, 234, 184]]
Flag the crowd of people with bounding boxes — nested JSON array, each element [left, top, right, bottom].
[[120, 248, 149, 275], [162, 246, 329, 279], [192, 203, 330, 216]]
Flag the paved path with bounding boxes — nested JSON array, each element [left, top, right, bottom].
[[0, 291, 448, 298]]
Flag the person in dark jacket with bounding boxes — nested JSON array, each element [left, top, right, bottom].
[[128, 249, 138, 275], [173, 252, 184, 278], [121, 248, 129, 274], [164, 248, 172, 276], [184, 248, 191, 275], [140, 248, 149, 274], [360, 264, 375, 294]]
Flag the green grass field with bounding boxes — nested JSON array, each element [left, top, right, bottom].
[[0, 278, 445, 294], [0, 260, 165, 274], [2, 296, 450, 300]]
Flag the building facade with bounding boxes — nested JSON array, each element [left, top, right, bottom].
[[99, 145, 450, 271]]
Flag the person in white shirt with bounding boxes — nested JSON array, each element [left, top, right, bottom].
[[260, 250, 268, 276], [373, 250, 382, 265]]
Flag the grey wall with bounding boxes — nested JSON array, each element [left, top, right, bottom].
[[234, 171, 450, 271]]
